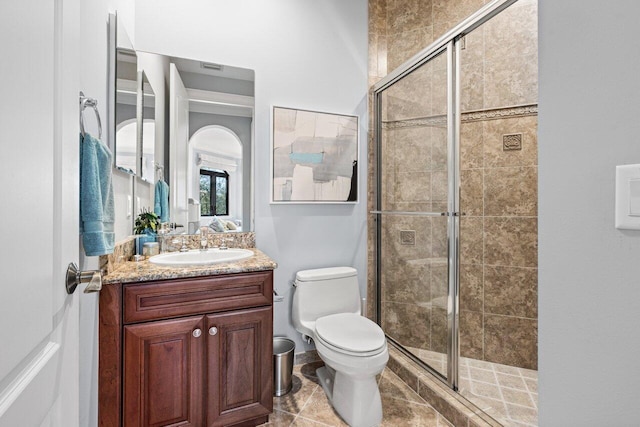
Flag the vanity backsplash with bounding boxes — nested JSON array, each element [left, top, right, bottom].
[[100, 231, 256, 275]]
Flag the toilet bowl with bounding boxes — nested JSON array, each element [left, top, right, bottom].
[[292, 267, 388, 427]]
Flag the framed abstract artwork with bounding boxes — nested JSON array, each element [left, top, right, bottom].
[[271, 106, 359, 203]]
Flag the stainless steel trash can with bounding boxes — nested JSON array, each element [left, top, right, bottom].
[[273, 337, 295, 396]]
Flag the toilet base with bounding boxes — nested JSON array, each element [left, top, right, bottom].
[[316, 366, 383, 427]]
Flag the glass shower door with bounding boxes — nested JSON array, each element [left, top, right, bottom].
[[375, 45, 455, 381]]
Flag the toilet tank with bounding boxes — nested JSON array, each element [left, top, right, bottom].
[[292, 267, 361, 336]]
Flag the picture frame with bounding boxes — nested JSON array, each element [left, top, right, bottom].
[[271, 106, 359, 203]]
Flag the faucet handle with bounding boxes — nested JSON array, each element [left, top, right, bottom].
[[199, 227, 209, 251], [179, 235, 189, 252], [219, 237, 233, 250]]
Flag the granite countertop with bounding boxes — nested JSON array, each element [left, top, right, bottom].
[[103, 248, 277, 285]]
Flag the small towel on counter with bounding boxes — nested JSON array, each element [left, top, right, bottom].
[[154, 179, 170, 223], [80, 133, 115, 256]]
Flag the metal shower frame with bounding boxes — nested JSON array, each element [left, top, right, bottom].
[[372, 0, 519, 390]]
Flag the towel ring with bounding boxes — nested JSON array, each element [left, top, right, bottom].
[[79, 91, 102, 139]]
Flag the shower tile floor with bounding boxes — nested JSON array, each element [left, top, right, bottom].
[[260, 360, 453, 426], [410, 348, 539, 427]]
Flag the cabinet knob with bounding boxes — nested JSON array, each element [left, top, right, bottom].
[[209, 326, 218, 336], [192, 328, 202, 338]]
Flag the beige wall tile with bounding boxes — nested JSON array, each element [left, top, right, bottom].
[[484, 266, 537, 318], [484, 217, 537, 268], [431, 216, 448, 257], [389, 259, 432, 304], [433, 0, 485, 38], [484, 166, 537, 216], [387, 26, 434, 71], [460, 121, 484, 169], [431, 126, 448, 171], [459, 26, 485, 66], [396, 171, 432, 202], [369, 0, 388, 36], [460, 217, 483, 265], [483, 0, 538, 64], [484, 315, 537, 369], [483, 115, 538, 168], [383, 301, 432, 349], [461, 169, 483, 216], [460, 263, 483, 312], [430, 307, 448, 353], [431, 170, 448, 202], [460, 310, 483, 360], [387, 0, 433, 35], [460, 61, 484, 111], [392, 126, 433, 172], [484, 52, 538, 108]]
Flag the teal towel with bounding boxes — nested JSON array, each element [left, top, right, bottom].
[[80, 133, 115, 256], [154, 179, 170, 223]]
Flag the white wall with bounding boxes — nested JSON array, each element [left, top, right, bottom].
[[538, 0, 640, 424], [135, 0, 369, 352], [78, 1, 137, 426]]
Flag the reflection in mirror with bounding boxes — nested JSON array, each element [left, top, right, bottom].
[[114, 35, 138, 175], [167, 57, 255, 232], [140, 72, 155, 182]]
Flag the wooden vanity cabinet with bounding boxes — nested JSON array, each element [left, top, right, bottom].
[[99, 270, 274, 427]]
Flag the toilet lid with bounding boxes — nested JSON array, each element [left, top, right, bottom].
[[315, 313, 386, 354]]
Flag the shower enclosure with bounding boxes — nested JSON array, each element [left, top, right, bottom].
[[372, 0, 538, 416]]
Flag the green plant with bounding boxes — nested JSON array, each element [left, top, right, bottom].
[[134, 209, 159, 234]]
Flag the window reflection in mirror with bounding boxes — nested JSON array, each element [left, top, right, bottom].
[[199, 169, 229, 216]]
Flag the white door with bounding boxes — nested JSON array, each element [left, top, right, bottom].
[[0, 0, 81, 425], [169, 64, 190, 228]]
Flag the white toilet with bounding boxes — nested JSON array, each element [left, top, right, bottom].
[[292, 267, 388, 427]]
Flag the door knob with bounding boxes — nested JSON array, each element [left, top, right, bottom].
[[65, 263, 102, 294]]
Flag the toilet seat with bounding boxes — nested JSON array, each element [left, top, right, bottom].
[[315, 313, 386, 357]]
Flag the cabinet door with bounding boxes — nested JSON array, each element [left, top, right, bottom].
[[207, 306, 273, 427], [124, 316, 205, 427]]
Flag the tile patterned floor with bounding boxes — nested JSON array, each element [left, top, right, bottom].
[[261, 360, 454, 426], [458, 357, 538, 427], [408, 348, 538, 426]]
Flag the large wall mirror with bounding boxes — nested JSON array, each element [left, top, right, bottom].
[[110, 15, 157, 182], [108, 13, 255, 234], [166, 57, 255, 232]]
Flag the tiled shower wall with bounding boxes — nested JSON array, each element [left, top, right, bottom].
[[368, 0, 538, 370]]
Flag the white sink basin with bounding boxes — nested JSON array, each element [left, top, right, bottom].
[[149, 248, 253, 267]]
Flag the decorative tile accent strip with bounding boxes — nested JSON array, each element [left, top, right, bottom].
[[400, 230, 416, 246], [382, 104, 538, 129], [384, 114, 446, 129], [502, 133, 523, 151], [462, 104, 537, 123]]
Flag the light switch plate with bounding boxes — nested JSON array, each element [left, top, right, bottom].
[[615, 164, 640, 229]]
